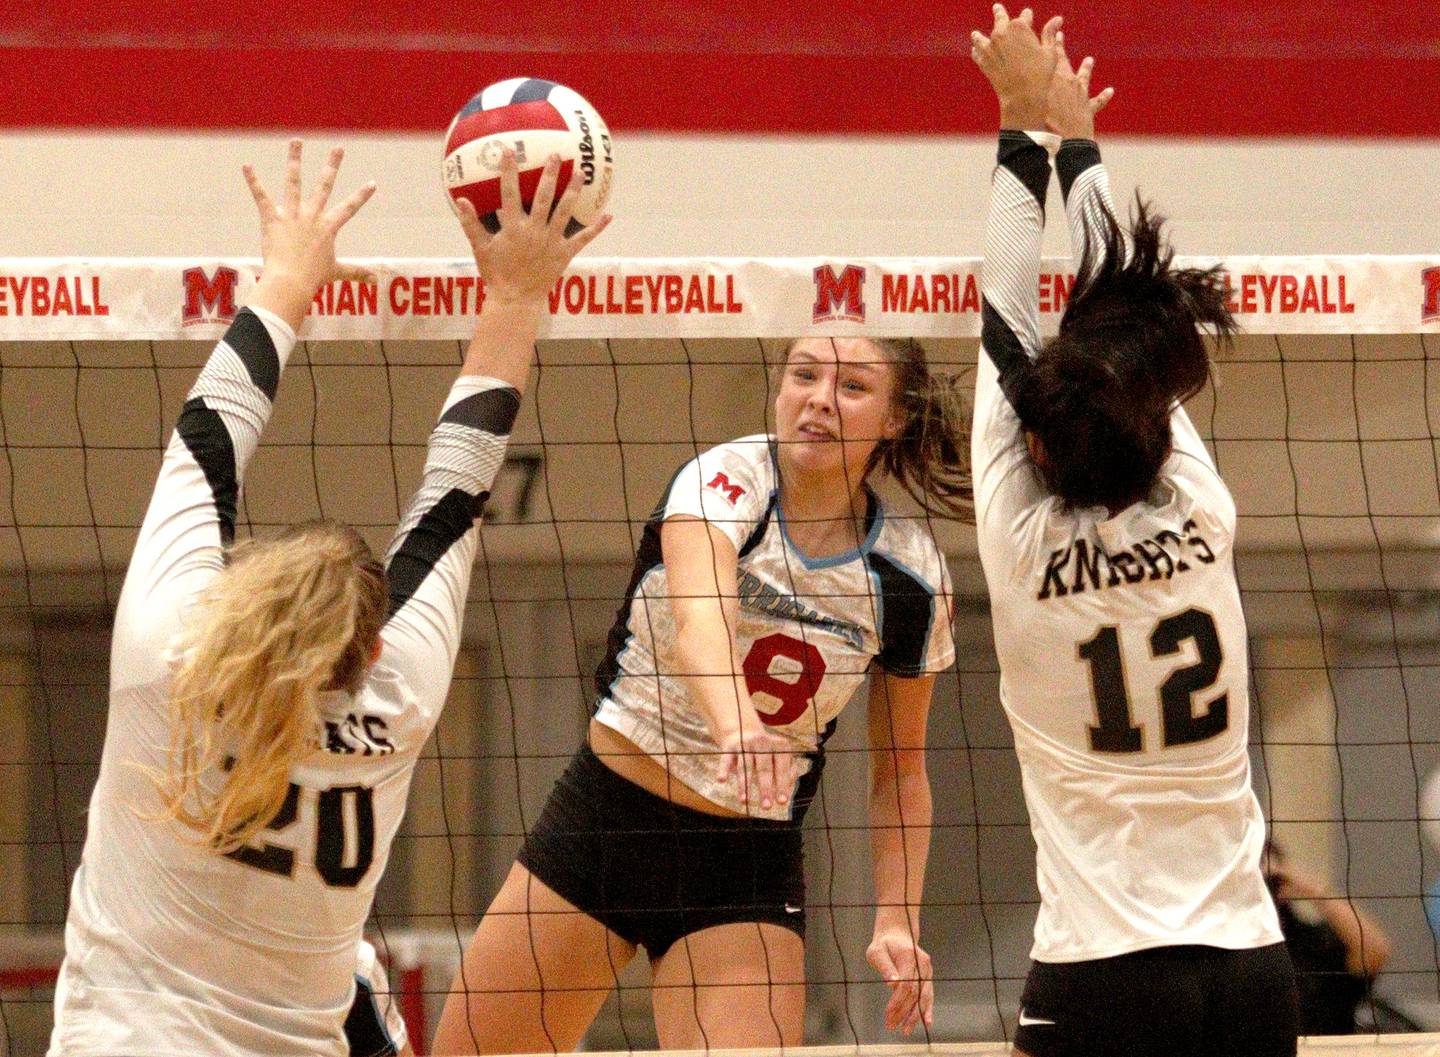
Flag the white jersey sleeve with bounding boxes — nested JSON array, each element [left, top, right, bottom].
[[973, 131, 1058, 552], [110, 305, 297, 692], [662, 436, 776, 549], [378, 375, 521, 720]]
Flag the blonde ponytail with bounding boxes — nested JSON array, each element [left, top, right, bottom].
[[157, 521, 387, 853]]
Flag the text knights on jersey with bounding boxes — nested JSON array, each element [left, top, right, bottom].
[[1037, 519, 1217, 601]]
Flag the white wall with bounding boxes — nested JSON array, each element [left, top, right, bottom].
[[5, 132, 1438, 259]]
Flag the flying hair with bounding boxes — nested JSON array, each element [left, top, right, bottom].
[[1012, 195, 1239, 511], [867, 337, 974, 521]]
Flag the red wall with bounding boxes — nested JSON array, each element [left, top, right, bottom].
[[5, 1, 1436, 135]]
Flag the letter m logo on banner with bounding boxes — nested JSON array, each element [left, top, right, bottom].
[[182, 266, 240, 326], [1423, 266, 1440, 324], [813, 264, 866, 323]]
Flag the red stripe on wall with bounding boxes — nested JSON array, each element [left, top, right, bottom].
[[3, 0, 1438, 136]]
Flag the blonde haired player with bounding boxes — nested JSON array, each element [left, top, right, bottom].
[[47, 143, 608, 1057], [970, 8, 1295, 1056]]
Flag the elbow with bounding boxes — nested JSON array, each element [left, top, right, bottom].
[[1351, 932, 1392, 980], [869, 751, 930, 799]]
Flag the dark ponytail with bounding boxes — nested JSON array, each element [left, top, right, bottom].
[[1013, 196, 1237, 511]]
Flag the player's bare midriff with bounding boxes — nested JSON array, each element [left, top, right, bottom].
[[587, 718, 751, 818]]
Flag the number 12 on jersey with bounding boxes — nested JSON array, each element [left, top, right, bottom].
[[1078, 607, 1229, 753]]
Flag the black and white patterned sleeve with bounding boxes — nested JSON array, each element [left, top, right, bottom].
[[378, 376, 520, 711], [111, 306, 297, 692], [973, 130, 1056, 531], [1056, 138, 1117, 265]]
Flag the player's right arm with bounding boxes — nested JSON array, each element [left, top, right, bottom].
[[111, 141, 374, 692], [379, 151, 610, 709], [663, 517, 799, 814]]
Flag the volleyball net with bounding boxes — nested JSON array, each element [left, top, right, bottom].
[[1, 255, 1438, 1055]]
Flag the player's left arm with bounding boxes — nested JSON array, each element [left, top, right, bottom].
[[865, 668, 936, 1037], [1048, 32, 1116, 270], [380, 153, 610, 710]]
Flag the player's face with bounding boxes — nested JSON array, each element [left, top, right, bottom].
[[774, 339, 901, 482]]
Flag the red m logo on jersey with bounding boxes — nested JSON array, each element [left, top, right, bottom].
[[707, 472, 745, 504], [813, 264, 865, 323], [182, 266, 240, 325], [1423, 267, 1440, 324]]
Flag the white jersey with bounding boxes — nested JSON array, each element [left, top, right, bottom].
[[593, 435, 955, 819], [50, 307, 518, 1056], [974, 133, 1282, 963]]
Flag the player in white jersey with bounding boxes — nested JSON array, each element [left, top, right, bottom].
[[433, 337, 969, 1053], [969, 9, 1297, 1056], [47, 144, 610, 1057]]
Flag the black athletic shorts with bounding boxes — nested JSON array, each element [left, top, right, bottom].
[[1014, 943, 1298, 1057], [516, 741, 806, 960], [344, 973, 401, 1057]]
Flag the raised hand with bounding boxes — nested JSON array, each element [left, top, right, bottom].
[[970, 4, 1063, 129], [867, 926, 935, 1036], [244, 139, 376, 327], [1046, 31, 1115, 140], [454, 149, 613, 308]]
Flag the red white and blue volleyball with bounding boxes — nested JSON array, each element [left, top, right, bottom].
[[442, 78, 614, 235]]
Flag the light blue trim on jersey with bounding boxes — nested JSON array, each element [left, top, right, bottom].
[[865, 564, 885, 646], [872, 547, 940, 671], [777, 488, 885, 570]]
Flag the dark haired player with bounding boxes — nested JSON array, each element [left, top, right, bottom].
[[969, 7, 1298, 1056]]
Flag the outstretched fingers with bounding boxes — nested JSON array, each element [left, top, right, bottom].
[[323, 178, 377, 236], [454, 197, 491, 254], [243, 163, 277, 222], [497, 147, 524, 229], [282, 138, 303, 213], [549, 172, 584, 232], [1073, 56, 1115, 114], [1053, 29, 1073, 74], [529, 154, 562, 222], [970, 29, 992, 67], [309, 146, 345, 215]]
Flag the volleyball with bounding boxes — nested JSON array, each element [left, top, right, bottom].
[[442, 78, 614, 235]]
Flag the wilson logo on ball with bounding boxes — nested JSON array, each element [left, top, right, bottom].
[[442, 78, 614, 237]]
